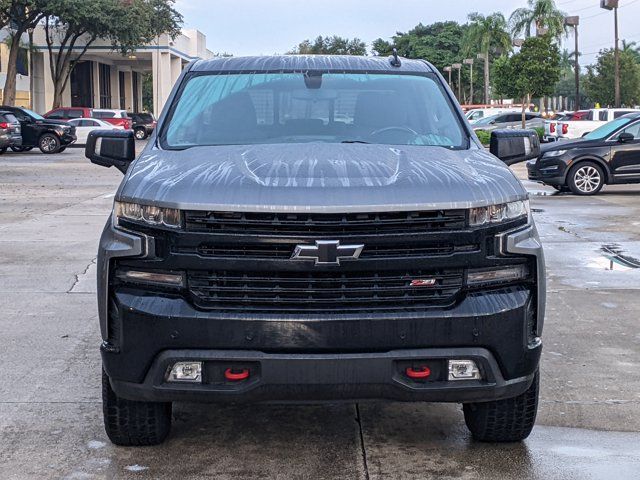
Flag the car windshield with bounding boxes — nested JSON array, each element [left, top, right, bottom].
[[22, 108, 44, 120], [583, 117, 635, 140], [162, 72, 468, 149]]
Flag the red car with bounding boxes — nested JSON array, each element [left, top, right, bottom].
[[45, 107, 132, 130]]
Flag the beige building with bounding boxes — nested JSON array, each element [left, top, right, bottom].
[[3, 27, 213, 116]]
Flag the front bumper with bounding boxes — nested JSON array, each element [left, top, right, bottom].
[[108, 347, 537, 404], [60, 133, 77, 146], [527, 159, 566, 185]]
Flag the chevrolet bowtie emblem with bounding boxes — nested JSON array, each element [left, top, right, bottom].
[[291, 240, 364, 266]]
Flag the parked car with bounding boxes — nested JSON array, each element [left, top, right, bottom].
[[528, 112, 640, 195], [544, 108, 640, 141], [465, 107, 521, 124], [0, 106, 76, 153], [88, 55, 544, 446], [127, 112, 156, 140], [543, 110, 590, 142], [0, 111, 22, 153], [45, 107, 133, 130], [66, 118, 122, 145], [93, 109, 132, 130], [473, 112, 543, 132]]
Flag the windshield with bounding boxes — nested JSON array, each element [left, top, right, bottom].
[[162, 72, 467, 149], [22, 108, 44, 120], [583, 117, 634, 140]]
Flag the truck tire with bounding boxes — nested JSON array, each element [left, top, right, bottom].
[[463, 371, 539, 442], [38, 133, 61, 154], [102, 369, 172, 446], [567, 161, 604, 195]]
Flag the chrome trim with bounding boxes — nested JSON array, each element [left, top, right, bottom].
[[291, 240, 364, 266]]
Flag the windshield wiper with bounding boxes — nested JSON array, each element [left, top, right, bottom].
[[341, 140, 370, 144]]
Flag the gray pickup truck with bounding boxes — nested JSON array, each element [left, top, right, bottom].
[[87, 55, 544, 446]]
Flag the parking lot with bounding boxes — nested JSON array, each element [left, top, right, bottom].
[[1, 147, 640, 479]]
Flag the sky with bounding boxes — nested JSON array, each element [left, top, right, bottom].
[[176, 0, 640, 67]]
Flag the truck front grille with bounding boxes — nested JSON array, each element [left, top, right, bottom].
[[184, 209, 467, 236], [187, 269, 463, 313]]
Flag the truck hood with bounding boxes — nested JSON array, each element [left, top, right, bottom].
[[118, 143, 527, 212]]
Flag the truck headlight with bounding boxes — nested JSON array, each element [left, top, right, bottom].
[[543, 149, 566, 158], [469, 200, 529, 226], [467, 265, 530, 286], [114, 201, 182, 229]]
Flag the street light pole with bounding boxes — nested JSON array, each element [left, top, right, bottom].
[[476, 53, 489, 106], [463, 59, 474, 105], [452, 63, 462, 102], [565, 16, 580, 110], [601, 0, 620, 107], [443, 66, 452, 87]]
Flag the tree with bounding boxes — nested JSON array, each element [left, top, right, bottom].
[[622, 40, 640, 64], [585, 49, 640, 107], [493, 35, 561, 126], [41, 0, 182, 108], [462, 12, 512, 104], [288, 36, 366, 55], [509, 0, 567, 41], [1, 0, 46, 106]]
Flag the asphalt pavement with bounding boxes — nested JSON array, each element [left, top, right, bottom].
[[1, 148, 639, 479]]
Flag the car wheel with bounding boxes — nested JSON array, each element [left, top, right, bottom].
[[39, 133, 61, 154], [102, 368, 172, 446], [568, 161, 605, 195], [134, 128, 147, 140], [463, 370, 539, 442]]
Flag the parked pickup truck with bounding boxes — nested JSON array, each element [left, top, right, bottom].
[[86, 55, 545, 446], [544, 108, 640, 141]]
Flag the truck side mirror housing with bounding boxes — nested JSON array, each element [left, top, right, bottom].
[[85, 129, 135, 174], [490, 129, 540, 165], [618, 132, 635, 143]]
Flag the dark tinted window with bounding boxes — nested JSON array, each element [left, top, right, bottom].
[[3, 113, 18, 124], [94, 111, 115, 119], [613, 111, 634, 119], [525, 113, 539, 120], [68, 109, 84, 119], [599, 110, 608, 121], [47, 110, 66, 119]]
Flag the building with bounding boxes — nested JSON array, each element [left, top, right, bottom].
[[0, 27, 213, 116], [0, 30, 31, 107]]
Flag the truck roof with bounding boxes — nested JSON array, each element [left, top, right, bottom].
[[191, 55, 435, 74]]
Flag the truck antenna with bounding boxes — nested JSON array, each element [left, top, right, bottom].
[[390, 48, 401, 67]]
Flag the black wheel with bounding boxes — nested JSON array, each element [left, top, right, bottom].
[[102, 368, 172, 446], [38, 133, 61, 154], [552, 185, 570, 193], [463, 371, 539, 442], [568, 161, 605, 195], [0, 147, 6, 154], [134, 127, 148, 140]]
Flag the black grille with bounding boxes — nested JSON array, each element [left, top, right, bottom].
[[187, 269, 463, 312], [184, 210, 467, 236], [174, 243, 479, 259]]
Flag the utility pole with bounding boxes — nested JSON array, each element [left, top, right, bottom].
[[463, 59, 474, 105], [565, 16, 580, 110], [477, 53, 489, 105], [601, 0, 620, 107], [452, 63, 462, 102]]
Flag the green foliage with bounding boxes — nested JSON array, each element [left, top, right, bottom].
[[288, 36, 366, 55], [533, 127, 545, 140], [475, 130, 491, 146], [462, 12, 512, 59], [509, 0, 567, 41], [585, 49, 640, 107], [493, 35, 561, 101]]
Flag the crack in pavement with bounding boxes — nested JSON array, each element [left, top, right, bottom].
[[355, 403, 370, 480], [67, 257, 97, 294]]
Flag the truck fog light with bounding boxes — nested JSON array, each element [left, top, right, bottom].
[[448, 360, 481, 380], [116, 269, 184, 287], [167, 361, 202, 383]]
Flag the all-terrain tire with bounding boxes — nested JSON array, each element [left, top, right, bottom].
[[102, 369, 172, 446], [463, 371, 539, 442]]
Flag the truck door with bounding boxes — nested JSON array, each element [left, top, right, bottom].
[[610, 120, 640, 181]]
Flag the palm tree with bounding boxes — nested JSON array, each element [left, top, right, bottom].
[[509, 0, 567, 41], [463, 12, 512, 104]]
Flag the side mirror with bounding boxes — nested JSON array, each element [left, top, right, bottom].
[[489, 120, 496, 125], [618, 132, 635, 143], [489, 129, 540, 166], [85, 129, 135, 174]]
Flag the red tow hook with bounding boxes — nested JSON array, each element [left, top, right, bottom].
[[224, 368, 250, 381], [405, 366, 431, 379]]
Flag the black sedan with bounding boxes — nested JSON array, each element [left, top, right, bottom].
[[527, 112, 640, 195]]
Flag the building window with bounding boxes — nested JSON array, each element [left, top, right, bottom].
[[132, 72, 139, 112], [99, 63, 112, 109], [119, 71, 126, 110]]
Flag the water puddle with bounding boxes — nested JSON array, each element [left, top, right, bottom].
[[600, 244, 640, 270]]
